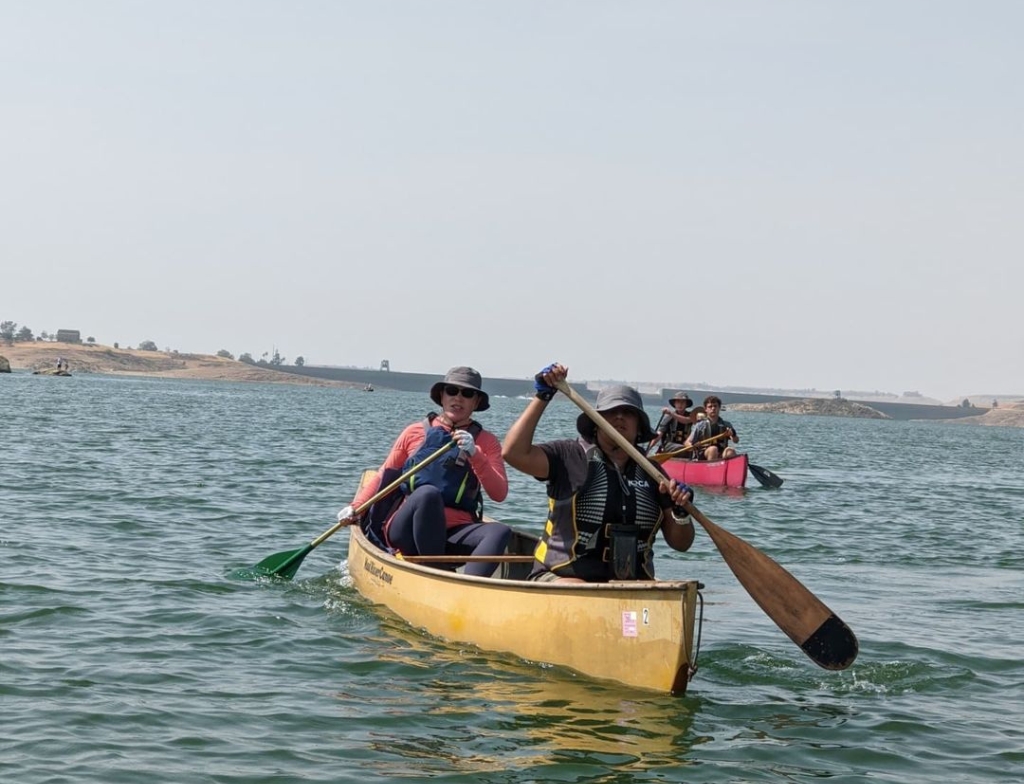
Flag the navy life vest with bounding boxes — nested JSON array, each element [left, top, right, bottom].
[[361, 415, 484, 550], [402, 415, 483, 516]]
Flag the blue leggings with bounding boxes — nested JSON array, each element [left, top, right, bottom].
[[385, 486, 511, 577]]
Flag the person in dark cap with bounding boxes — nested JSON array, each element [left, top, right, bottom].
[[652, 391, 700, 453], [341, 366, 511, 577], [502, 362, 695, 583]]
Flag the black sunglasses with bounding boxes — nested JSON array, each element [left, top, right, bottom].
[[444, 385, 478, 399]]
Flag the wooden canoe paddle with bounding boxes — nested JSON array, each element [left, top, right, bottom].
[[645, 411, 670, 455], [246, 441, 457, 579], [555, 380, 858, 671], [649, 432, 731, 463]]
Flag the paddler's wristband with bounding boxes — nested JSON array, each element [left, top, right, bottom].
[[671, 507, 693, 526]]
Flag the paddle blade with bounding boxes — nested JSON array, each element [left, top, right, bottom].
[[251, 545, 314, 580], [692, 509, 858, 670], [749, 463, 784, 488], [801, 613, 860, 671]]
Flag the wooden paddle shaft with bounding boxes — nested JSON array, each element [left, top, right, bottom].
[[310, 440, 457, 548], [555, 380, 858, 670], [652, 432, 731, 463], [554, 381, 676, 488]]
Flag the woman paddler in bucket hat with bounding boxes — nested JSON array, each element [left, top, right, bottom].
[[337, 366, 511, 577], [502, 362, 695, 583]]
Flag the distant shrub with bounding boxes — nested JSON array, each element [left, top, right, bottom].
[[216, 349, 234, 360], [138, 340, 158, 351]]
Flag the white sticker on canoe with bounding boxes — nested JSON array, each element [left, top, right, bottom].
[[622, 611, 638, 637]]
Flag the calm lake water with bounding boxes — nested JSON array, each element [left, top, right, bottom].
[[3, 372, 1022, 783]]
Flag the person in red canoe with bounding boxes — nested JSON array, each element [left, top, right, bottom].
[[653, 390, 700, 452], [684, 395, 739, 460]]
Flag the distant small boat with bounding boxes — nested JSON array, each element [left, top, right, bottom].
[[661, 453, 749, 488], [363, 384, 374, 392]]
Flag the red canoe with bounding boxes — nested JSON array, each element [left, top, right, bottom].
[[660, 453, 749, 488]]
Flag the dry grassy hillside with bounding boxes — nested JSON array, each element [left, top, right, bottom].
[[942, 401, 1024, 427], [729, 395, 1024, 427], [0, 341, 355, 387]]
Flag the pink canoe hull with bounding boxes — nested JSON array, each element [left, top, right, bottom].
[[661, 453, 749, 488]]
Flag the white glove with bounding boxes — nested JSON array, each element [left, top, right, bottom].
[[337, 505, 355, 524], [452, 429, 477, 457]]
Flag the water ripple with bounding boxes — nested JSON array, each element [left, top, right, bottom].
[[2, 374, 1021, 783]]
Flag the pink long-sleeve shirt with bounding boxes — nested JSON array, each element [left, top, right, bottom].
[[352, 419, 508, 528]]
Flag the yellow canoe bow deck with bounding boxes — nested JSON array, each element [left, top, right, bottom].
[[345, 525, 702, 694]]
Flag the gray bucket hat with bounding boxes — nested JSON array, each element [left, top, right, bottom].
[[576, 384, 654, 443], [668, 390, 693, 407], [429, 366, 490, 411]]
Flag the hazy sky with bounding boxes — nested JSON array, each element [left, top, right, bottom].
[[3, 2, 1021, 401]]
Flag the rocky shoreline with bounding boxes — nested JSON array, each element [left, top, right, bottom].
[[729, 396, 1024, 427], [728, 398, 890, 419]]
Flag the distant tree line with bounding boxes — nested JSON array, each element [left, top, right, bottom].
[[1, 320, 40, 343], [233, 348, 304, 368]]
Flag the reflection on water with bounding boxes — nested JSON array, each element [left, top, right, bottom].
[[326, 574, 698, 777], [692, 485, 747, 499]]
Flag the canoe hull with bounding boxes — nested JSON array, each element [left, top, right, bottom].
[[661, 453, 748, 488], [346, 526, 700, 694]]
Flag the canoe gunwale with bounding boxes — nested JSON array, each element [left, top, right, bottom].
[[661, 452, 749, 488], [348, 526, 699, 593]]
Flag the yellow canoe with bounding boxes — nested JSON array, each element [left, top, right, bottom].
[[345, 524, 702, 694]]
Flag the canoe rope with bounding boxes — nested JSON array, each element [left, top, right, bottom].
[[689, 587, 705, 682]]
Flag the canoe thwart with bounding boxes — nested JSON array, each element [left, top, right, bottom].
[[400, 554, 535, 563]]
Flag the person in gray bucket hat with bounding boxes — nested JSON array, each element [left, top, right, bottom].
[[429, 366, 490, 411], [339, 365, 510, 577], [652, 391, 699, 453], [574, 385, 656, 443], [502, 362, 695, 583]]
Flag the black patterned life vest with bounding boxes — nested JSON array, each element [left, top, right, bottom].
[[531, 441, 665, 582], [664, 416, 693, 446]]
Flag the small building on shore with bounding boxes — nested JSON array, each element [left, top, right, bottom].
[[56, 329, 82, 344]]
